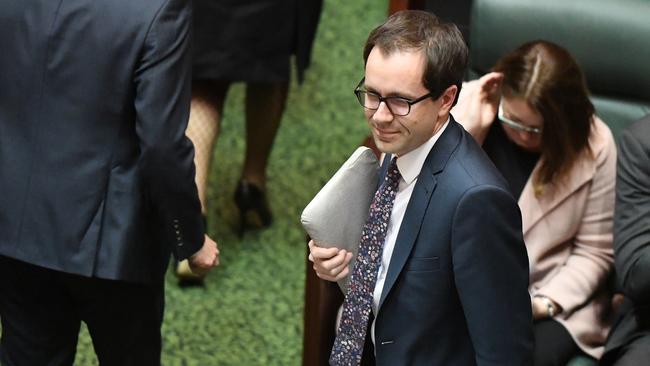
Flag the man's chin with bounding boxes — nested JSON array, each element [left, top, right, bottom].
[[373, 138, 399, 155]]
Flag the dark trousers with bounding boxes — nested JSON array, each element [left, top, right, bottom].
[[533, 319, 588, 366], [0, 255, 165, 366]]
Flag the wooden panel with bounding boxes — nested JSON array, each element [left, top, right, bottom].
[[302, 243, 344, 366], [388, 0, 426, 14]]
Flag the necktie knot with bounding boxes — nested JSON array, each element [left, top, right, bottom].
[[385, 156, 401, 188]]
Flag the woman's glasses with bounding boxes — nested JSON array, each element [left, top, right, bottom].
[[498, 102, 542, 134]]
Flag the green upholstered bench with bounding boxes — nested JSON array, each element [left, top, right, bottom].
[[567, 355, 597, 366]]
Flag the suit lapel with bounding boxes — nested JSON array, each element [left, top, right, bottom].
[[519, 151, 596, 235], [378, 120, 461, 310]]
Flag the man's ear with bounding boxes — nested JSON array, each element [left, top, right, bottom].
[[438, 84, 458, 117]]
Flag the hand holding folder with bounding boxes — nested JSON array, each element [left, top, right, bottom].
[[301, 147, 379, 291]]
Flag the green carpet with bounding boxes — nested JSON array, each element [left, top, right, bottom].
[[72, 1, 388, 364]]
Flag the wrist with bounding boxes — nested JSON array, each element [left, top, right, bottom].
[[534, 295, 560, 318]]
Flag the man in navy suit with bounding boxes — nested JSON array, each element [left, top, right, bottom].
[[0, 0, 219, 364], [309, 11, 533, 365]]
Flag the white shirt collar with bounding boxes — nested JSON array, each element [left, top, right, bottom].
[[395, 117, 449, 185]]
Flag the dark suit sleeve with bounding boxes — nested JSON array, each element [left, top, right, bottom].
[[451, 185, 533, 366], [133, 0, 204, 260], [614, 123, 650, 305]]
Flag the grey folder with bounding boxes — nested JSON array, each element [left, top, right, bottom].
[[301, 147, 379, 291]]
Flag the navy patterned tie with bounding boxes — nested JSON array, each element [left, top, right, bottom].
[[330, 157, 401, 366]]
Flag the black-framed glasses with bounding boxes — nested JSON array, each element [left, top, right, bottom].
[[354, 77, 433, 116], [498, 101, 542, 134]]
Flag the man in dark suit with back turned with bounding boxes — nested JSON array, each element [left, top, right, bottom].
[[601, 116, 650, 365], [0, 0, 219, 364], [309, 11, 533, 365]]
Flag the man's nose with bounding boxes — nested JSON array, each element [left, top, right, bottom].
[[373, 101, 394, 122]]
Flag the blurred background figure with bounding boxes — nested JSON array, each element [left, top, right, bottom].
[[0, 0, 219, 363], [175, 0, 323, 283], [452, 40, 616, 365], [600, 116, 650, 366]]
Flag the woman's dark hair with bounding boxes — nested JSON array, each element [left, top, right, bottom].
[[493, 40, 594, 193]]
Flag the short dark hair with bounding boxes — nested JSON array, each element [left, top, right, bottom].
[[493, 40, 594, 190], [363, 10, 468, 104]]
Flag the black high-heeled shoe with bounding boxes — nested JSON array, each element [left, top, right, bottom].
[[234, 180, 272, 237]]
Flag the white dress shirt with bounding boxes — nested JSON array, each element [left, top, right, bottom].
[[371, 118, 449, 345]]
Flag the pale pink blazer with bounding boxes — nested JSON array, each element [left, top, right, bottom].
[[522, 117, 616, 359]]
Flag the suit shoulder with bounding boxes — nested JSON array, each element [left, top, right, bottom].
[[97, 0, 176, 27], [619, 115, 650, 145], [591, 116, 616, 154], [116, 0, 170, 13], [617, 116, 650, 173], [446, 128, 510, 193]]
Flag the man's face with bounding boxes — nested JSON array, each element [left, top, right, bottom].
[[363, 47, 446, 157]]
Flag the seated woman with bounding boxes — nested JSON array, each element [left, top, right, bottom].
[[452, 40, 616, 365]]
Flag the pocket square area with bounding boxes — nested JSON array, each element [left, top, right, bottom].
[[405, 257, 440, 272]]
